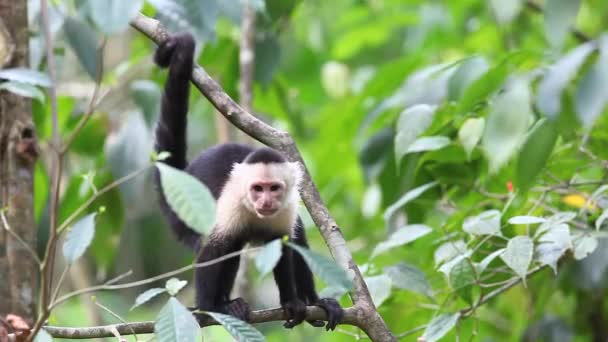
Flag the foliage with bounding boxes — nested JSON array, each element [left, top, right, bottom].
[[18, 0, 608, 340]]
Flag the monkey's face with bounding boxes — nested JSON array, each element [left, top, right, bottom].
[[248, 180, 287, 218]]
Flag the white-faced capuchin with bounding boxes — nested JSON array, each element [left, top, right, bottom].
[[153, 33, 344, 330]]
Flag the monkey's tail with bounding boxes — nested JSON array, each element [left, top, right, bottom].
[[153, 33, 201, 249]]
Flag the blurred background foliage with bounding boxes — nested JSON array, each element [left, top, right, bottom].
[[10, 0, 608, 340]]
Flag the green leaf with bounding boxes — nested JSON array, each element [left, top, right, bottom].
[[361, 183, 382, 218], [206, 312, 265, 342], [516, 118, 558, 191], [372, 224, 432, 258], [0, 81, 45, 102], [572, 233, 598, 260], [156, 163, 216, 235], [0, 68, 51, 87], [489, 0, 523, 25], [384, 181, 437, 232], [448, 56, 489, 101], [86, 0, 144, 34], [34, 329, 53, 342], [287, 242, 353, 292], [458, 117, 485, 159], [423, 313, 460, 342], [130, 80, 161, 125], [155, 297, 200, 342], [385, 262, 433, 298], [434, 240, 467, 267], [477, 248, 505, 274], [501, 236, 533, 283], [463, 210, 502, 236], [63, 16, 100, 80], [456, 62, 509, 115], [165, 278, 188, 296], [536, 42, 595, 118], [63, 213, 96, 264], [394, 104, 436, 163], [543, 0, 581, 49], [131, 288, 166, 310], [575, 35, 608, 128], [449, 258, 476, 304], [596, 209, 608, 231], [406, 136, 450, 154], [508, 216, 546, 225], [255, 239, 282, 278], [364, 274, 392, 307], [482, 76, 533, 172], [536, 224, 571, 273]]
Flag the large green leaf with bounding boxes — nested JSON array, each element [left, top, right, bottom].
[[287, 243, 353, 292], [423, 313, 460, 342], [255, 239, 282, 278], [536, 42, 595, 118], [384, 181, 437, 232], [372, 224, 432, 258], [62, 213, 96, 264], [155, 297, 200, 342], [500, 236, 533, 283], [156, 163, 216, 235], [449, 258, 476, 304], [482, 76, 532, 172], [447, 56, 489, 101], [536, 223, 571, 273], [575, 35, 608, 128], [463, 209, 502, 236], [516, 118, 558, 191], [63, 17, 100, 80], [131, 288, 166, 310], [364, 274, 392, 307], [0, 68, 51, 87], [458, 117, 485, 159], [405, 136, 450, 154], [394, 104, 436, 163], [206, 312, 265, 342], [456, 62, 509, 115], [85, 0, 144, 34], [385, 262, 433, 298], [543, 0, 581, 49]]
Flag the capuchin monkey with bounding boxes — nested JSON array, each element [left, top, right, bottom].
[[153, 33, 344, 330]]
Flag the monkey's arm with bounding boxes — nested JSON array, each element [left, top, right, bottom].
[[273, 245, 307, 328], [292, 220, 344, 331]]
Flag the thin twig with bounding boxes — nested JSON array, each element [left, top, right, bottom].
[[51, 265, 70, 304], [93, 299, 138, 340], [0, 210, 40, 264], [396, 325, 426, 339]]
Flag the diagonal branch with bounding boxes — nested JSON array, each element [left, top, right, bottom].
[[129, 13, 395, 341]]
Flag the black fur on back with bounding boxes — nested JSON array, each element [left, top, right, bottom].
[[243, 147, 286, 164]]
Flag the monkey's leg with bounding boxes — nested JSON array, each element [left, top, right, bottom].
[[195, 236, 250, 322], [292, 221, 344, 331], [273, 244, 306, 328]]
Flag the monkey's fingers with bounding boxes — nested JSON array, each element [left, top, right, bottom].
[[224, 298, 251, 322], [315, 298, 344, 331], [306, 319, 326, 328], [281, 299, 306, 329]]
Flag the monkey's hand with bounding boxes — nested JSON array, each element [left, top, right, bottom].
[[281, 299, 307, 329], [219, 297, 251, 322], [312, 298, 343, 331], [154, 33, 195, 69]]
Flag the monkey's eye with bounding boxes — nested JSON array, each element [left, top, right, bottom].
[[270, 184, 281, 192], [252, 185, 263, 192]]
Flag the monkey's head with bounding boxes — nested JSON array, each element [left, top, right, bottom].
[[231, 148, 303, 219]]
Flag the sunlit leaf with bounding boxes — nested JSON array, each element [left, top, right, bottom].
[[576, 35, 608, 128], [406, 136, 450, 154], [434, 240, 467, 267], [543, 0, 581, 49], [536, 224, 571, 273], [156, 163, 216, 235], [572, 233, 598, 260], [423, 313, 460, 342], [463, 210, 502, 236], [131, 288, 166, 310], [255, 239, 282, 278], [206, 312, 265, 342], [287, 242, 353, 292], [458, 117, 485, 159], [448, 56, 489, 100], [361, 183, 382, 218], [165, 278, 188, 296], [85, 0, 144, 34], [0, 81, 45, 102], [489, 0, 523, 25], [536, 42, 595, 118], [365, 274, 392, 307], [0, 68, 51, 87], [516, 118, 558, 191], [477, 248, 505, 274], [394, 104, 436, 163], [372, 224, 432, 258], [385, 262, 433, 298], [63, 213, 96, 264], [155, 297, 200, 342], [63, 17, 100, 80], [508, 216, 546, 225], [384, 182, 437, 231], [482, 76, 533, 172], [500, 236, 533, 283]]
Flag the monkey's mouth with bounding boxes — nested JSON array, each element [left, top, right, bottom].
[[256, 208, 278, 217]]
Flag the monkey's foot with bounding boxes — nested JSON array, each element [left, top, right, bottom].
[[314, 298, 344, 331], [220, 298, 251, 322], [281, 299, 307, 329]]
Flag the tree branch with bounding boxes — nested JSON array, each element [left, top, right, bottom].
[[129, 13, 396, 341]]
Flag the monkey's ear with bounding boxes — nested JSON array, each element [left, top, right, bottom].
[[288, 162, 304, 188]]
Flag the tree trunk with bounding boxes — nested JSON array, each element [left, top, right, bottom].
[[0, 0, 38, 322]]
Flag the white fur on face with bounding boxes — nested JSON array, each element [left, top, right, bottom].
[[213, 161, 303, 238]]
